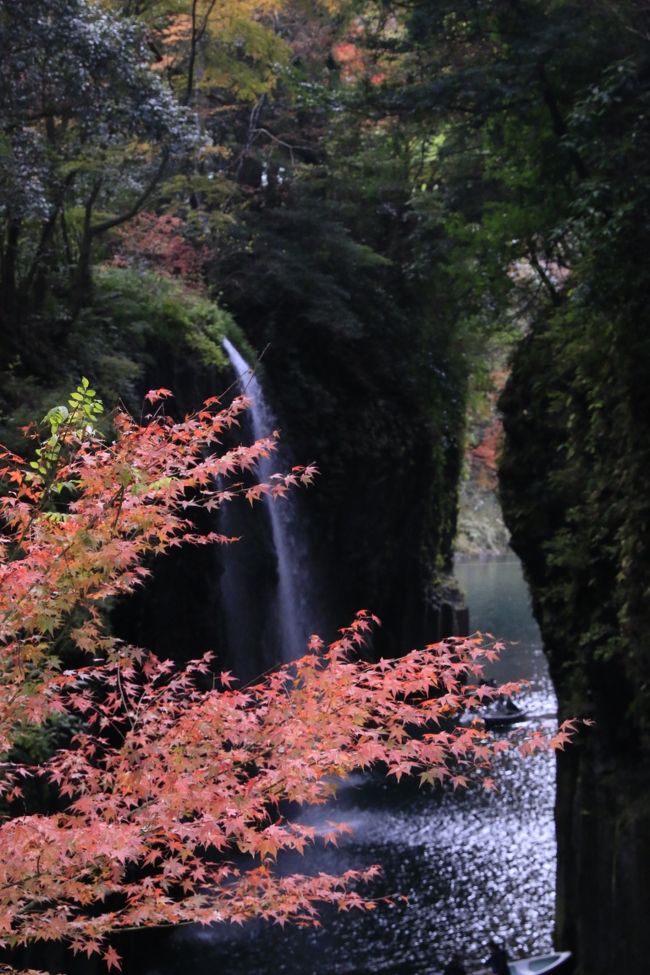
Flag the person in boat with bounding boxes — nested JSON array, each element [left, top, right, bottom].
[[486, 939, 509, 975], [494, 694, 520, 715], [443, 952, 467, 975], [482, 678, 519, 715]]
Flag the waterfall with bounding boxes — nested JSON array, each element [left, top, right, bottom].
[[221, 338, 314, 663]]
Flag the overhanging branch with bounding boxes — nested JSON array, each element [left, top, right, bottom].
[[89, 149, 171, 238]]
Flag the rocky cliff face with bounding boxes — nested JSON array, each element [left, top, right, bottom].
[[245, 334, 469, 660], [115, 331, 469, 674], [499, 317, 650, 975]]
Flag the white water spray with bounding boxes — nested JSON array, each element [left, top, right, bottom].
[[222, 338, 313, 662]]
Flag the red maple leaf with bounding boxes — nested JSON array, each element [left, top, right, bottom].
[[103, 946, 122, 971]]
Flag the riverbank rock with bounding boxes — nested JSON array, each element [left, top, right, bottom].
[[455, 476, 511, 558]]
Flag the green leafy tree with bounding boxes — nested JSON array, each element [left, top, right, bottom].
[[0, 0, 199, 326]]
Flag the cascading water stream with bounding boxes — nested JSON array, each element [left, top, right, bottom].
[[221, 338, 313, 663]]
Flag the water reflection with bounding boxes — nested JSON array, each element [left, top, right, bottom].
[[143, 558, 556, 975]]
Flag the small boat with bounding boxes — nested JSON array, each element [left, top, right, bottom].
[[459, 698, 529, 729], [508, 951, 572, 974]]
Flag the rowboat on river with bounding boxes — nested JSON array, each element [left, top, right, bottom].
[[470, 950, 571, 975], [459, 697, 529, 729], [508, 951, 572, 974]]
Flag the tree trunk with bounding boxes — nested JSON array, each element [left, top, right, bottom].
[[0, 219, 21, 326]]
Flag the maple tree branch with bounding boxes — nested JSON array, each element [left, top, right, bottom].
[[0, 390, 578, 968], [89, 150, 171, 237], [116, 664, 137, 733]]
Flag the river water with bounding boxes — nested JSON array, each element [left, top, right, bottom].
[[141, 557, 557, 975]]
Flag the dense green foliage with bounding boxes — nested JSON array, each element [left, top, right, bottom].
[[365, 0, 650, 745], [0, 267, 233, 449]]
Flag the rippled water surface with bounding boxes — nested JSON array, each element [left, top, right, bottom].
[[142, 558, 557, 975]]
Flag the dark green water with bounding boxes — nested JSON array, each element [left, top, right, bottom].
[[139, 557, 557, 975]]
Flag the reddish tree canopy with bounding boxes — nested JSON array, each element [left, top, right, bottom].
[[0, 384, 573, 974]]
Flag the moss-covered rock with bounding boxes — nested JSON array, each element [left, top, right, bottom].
[[0, 268, 237, 448], [499, 305, 650, 974]]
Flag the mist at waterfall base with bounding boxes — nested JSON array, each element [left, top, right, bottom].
[[138, 556, 557, 975]]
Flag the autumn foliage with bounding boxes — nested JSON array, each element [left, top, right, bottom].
[[110, 212, 209, 283], [0, 384, 571, 974]]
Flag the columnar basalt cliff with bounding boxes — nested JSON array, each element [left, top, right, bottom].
[[113, 324, 469, 675], [499, 314, 650, 975]]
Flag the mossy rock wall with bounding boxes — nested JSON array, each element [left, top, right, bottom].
[[231, 323, 468, 659], [499, 311, 650, 974], [555, 746, 650, 975]]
